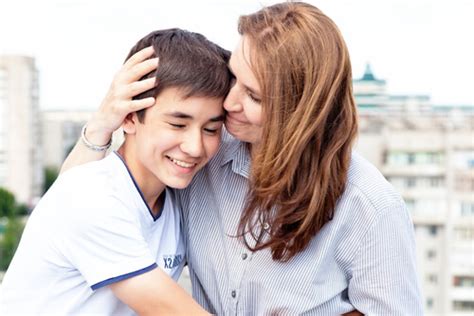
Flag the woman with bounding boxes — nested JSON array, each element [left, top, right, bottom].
[[62, 2, 423, 315]]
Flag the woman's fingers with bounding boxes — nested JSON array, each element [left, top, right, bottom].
[[123, 77, 157, 99], [123, 46, 155, 70], [128, 97, 156, 112], [123, 58, 159, 84], [91, 47, 158, 134]]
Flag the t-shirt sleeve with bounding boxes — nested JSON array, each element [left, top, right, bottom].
[[58, 196, 156, 290]]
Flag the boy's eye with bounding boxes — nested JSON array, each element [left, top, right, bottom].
[[204, 128, 218, 135], [169, 123, 185, 128]]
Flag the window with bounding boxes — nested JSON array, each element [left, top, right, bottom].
[[427, 274, 438, 284], [426, 249, 436, 259], [453, 151, 474, 169], [453, 300, 474, 311], [454, 227, 474, 240], [406, 177, 416, 188], [453, 276, 474, 287], [455, 175, 474, 191], [429, 176, 444, 188], [461, 203, 474, 216], [426, 298, 434, 309], [386, 151, 445, 166], [428, 225, 438, 236], [469, 159, 474, 169], [405, 199, 416, 212]]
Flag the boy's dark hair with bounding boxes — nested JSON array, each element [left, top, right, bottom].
[[125, 28, 232, 122]]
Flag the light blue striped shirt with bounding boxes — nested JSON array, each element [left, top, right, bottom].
[[178, 131, 423, 315]]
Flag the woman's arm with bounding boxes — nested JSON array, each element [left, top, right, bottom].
[[61, 46, 158, 173], [348, 202, 423, 315]]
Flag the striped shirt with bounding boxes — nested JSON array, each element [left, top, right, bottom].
[[178, 131, 423, 315]]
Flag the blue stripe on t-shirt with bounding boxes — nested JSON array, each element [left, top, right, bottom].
[[91, 263, 158, 290], [113, 151, 163, 221]]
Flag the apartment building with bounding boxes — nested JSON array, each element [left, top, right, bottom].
[[0, 55, 42, 205], [41, 110, 94, 169], [41, 110, 125, 169], [354, 65, 474, 315]]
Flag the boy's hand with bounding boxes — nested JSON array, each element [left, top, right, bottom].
[[86, 46, 158, 146]]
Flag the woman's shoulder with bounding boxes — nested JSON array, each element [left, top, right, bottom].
[[332, 153, 411, 247], [343, 152, 405, 214]]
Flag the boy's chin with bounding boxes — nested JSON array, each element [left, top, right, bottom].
[[164, 178, 193, 190]]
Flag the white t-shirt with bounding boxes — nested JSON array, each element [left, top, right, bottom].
[[0, 152, 185, 315]]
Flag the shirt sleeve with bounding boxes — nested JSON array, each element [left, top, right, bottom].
[[348, 202, 424, 315], [58, 196, 156, 290]]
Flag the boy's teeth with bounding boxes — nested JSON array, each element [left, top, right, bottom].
[[171, 158, 195, 168]]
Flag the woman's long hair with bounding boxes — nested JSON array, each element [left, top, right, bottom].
[[237, 2, 358, 261]]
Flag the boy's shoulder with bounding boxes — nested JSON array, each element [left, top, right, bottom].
[[46, 154, 135, 218]]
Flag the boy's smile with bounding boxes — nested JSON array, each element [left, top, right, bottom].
[[119, 87, 225, 211]]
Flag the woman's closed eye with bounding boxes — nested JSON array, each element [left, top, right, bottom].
[[247, 91, 261, 104]]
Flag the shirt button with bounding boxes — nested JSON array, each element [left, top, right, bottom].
[[263, 222, 270, 230], [231, 290, 236, 298], [241, 253, 248, 260]]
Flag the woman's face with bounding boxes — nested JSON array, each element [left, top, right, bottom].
[[224, 36, 263, 144]]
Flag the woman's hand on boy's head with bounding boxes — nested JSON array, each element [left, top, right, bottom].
[[87, 46, 158, 143]]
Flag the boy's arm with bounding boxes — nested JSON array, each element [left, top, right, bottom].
[[61, 46, 158, 173], [110, 267, 209, 315]]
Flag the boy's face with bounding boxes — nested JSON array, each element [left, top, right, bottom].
[[126, 87, 225, 190]]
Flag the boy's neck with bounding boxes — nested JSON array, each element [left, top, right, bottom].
[[117, 145, 166, 217]]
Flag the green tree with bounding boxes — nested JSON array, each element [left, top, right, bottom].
[[0, 187, 16, 218], [0, 187, 26, 270], [43, 166, 59, 194], [0, 216, 24, 270], [15, 203, 30, 216]]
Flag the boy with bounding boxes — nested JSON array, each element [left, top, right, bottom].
[[0, 29, 231, 315]]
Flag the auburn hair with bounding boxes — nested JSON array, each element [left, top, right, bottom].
[[237, 2, 358, 261]]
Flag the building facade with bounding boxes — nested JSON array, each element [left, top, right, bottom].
[[41, 110, 124, 170], [41, 110, 94, 169], [0, 56, 42, 205], [354, 65, 474, 315]]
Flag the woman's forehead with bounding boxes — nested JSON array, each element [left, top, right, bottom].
[[230, 36, 261, 94]]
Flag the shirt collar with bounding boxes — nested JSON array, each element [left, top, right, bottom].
[[220, 129, 251, 179]]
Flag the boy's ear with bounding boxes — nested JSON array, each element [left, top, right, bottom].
[[122, 113, 138, 134]]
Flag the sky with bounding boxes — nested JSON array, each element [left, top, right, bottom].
[[0, 0, 473, 110]]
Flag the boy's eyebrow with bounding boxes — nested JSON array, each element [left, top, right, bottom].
[[210, 114, 226, 122], [165, 112, 193, 119], [164, 112, 226, 122]]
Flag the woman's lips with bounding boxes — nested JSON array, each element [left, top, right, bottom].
[[226, 115, 247, 125]]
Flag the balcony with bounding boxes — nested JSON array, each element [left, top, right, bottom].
[[382, 164, 446, 176]]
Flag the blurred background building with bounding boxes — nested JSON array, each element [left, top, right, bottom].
[[354, 65, 474, 316], [0, 55, 473, 315], [0, 55, 42, 206], [41, 110, 94, 168]]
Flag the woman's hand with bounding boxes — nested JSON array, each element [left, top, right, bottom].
[[60, 46, 159, 173], [86, 46, 159, 145]]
